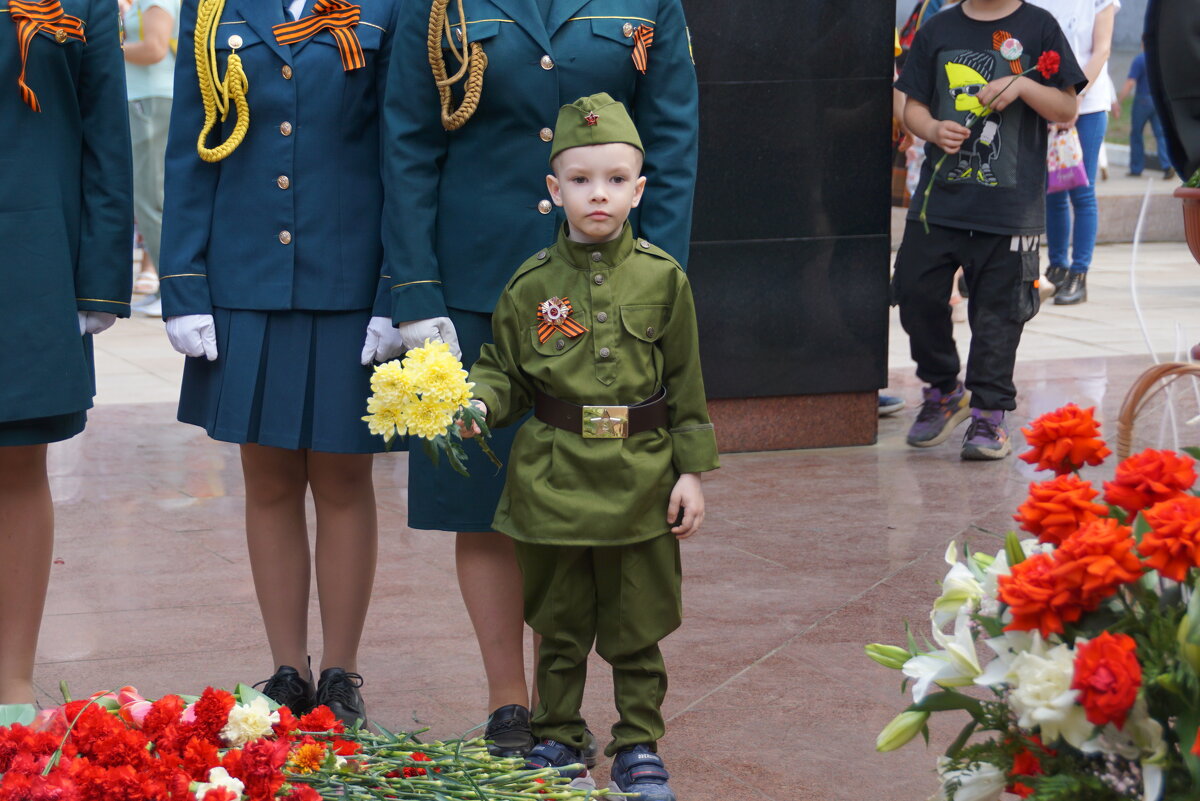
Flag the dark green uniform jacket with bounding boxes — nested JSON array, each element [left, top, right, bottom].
[[469, 224, 718, 547], [0, 0, 132, 423], [381, 0, 698, 324]]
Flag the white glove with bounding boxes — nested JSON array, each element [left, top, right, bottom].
[[397, 316, 461, 360], [77, 311, 117, 336], [165, 314, 218, 361], [360, 315, 407, 365]]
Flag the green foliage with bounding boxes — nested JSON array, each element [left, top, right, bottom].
[[1026, 773, 1126, 801]]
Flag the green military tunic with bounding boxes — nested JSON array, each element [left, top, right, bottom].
[[469, 218, 718, 755], [469, 222, 719, 547]]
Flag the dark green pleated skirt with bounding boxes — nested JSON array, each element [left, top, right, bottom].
[[0, 411, 87, 447], [178, 308, 399, 454], [407, 308, 526, 532]]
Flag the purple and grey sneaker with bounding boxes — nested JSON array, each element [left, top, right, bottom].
[[906, 383, 971, 447], [961, 409, 1011, 460]]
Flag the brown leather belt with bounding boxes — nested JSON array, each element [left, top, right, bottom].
[[534, 387, 668, 439]]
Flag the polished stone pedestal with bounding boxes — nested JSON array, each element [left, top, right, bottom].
[[686, 4, 893, 450]]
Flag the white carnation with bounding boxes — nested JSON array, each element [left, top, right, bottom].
[[220, 696, 280, 748]]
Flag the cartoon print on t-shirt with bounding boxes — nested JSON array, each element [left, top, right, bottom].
[[944, 50, 1002, 186]]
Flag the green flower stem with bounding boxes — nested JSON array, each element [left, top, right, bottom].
[[919, 66, 1037, 234]]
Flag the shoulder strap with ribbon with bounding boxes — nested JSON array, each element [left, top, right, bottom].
[[9, 0, 86, 112]]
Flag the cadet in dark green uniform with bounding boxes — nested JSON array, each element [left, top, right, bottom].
[[0, 0, 132, 705], [460, 94, 718, 801]]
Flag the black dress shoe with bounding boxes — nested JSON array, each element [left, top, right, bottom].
[[1044, 265, 1069, 292], [254, 664, 315, 716], [1054, 271, 1087, 305], [315, 667, 366, 727], [484, 704, 535, 757]]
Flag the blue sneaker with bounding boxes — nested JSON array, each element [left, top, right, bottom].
[[525, 739, 596, 791], [608, 744, 675, 801]]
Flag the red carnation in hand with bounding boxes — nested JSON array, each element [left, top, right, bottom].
[[1036, 50, 1061, 79], [1103, 449, 1197, 517], [1072, 632, 1141, 728]]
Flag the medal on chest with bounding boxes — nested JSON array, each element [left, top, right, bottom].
[[536, 297, 589, 344]]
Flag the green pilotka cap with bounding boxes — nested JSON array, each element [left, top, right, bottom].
[[549, 92, 645, 163]]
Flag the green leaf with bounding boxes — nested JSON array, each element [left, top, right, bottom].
[[0, 703, 36, 727], [234, 682, 276, 709], [1183, 446, 1200, 460], [945, 719, 978, 758], [445, 441, 469, 477], [422, 437, 440, 468], [1005, 531, 1025, 569], [1132, 511, 1151, 543], [1178, 708, 1200, 789]]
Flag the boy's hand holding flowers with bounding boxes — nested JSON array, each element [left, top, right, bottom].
[[456, 400, 487, 439], [931, 119, 971, 154], [668, 473, 705, 539]]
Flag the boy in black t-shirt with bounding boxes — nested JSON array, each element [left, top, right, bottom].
[[893, 0, 1086, 460]]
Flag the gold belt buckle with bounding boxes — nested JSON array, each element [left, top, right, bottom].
[[582, 405, 629, 439]]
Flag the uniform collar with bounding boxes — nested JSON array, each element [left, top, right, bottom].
[[556, 222, 635, 271]]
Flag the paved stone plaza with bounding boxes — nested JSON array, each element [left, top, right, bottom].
[[37, 242, 1200, 800]]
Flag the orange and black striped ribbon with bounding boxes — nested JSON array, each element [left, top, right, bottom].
[[273, 0, 364, 72], [536, 298, 589, 344], [9, 0, 86, 112], [631, 24, 653, 75], [993, 29, 1022, 75]]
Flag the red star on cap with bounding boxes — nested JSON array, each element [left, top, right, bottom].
[[584, 112, 599, 126]]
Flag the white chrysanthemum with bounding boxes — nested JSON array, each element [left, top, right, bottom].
[[220, 696, 279, 748]]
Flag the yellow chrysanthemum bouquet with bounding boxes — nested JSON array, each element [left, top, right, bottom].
[[362, 340, 500, 476]]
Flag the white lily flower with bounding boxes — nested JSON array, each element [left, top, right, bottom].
[[1080, 697, 1167, 762], [903, 611, 982, 703], [975, 630, 1037, 688], [933, 543, 985, 627], [936, 757, 1006, 801]]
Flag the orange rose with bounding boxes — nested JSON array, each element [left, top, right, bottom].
[[1071, 632, 1141, 728], [1052, 517, 1143, 607], [1139, 495, 1200, 581], [1019, 404, 1111, 475], [1014, 474, 1108, 546], [1103, 449, 1197, 517], [998, 552, 1082, 637]]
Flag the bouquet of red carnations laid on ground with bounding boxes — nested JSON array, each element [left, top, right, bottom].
[[0, 684, 596, 800], [867, 403, 1200, 801]]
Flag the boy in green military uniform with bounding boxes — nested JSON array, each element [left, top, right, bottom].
[[458, 93, 717, 800]]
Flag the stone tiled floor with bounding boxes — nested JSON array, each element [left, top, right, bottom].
[[31, 242, 1200, 800]]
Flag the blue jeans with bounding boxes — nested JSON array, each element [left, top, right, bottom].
[[1129, 94, 1170, 175], [1046, 111, 1106, 274]]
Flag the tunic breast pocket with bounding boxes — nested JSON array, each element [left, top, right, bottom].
[[620, 305, 667, 345], [214, 23, 266, 55], [529, 321, 587, 358], [26, 26, 84, 72]]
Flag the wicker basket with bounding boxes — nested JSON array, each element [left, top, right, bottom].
[[1115, 362, 1200, 460]]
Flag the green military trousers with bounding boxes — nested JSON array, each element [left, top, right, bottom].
[[514, 533, 682, 757]]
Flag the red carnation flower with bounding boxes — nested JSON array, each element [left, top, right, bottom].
[[297, 706, 343, 734], [1139, 494, 1200, 581], [1072, 632, 1141, 728], [1036, 50, 1060, 79], [1014, 474, 1108, 545], [191, 688, 237, 745], [1104, 449, 1197, 517]]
